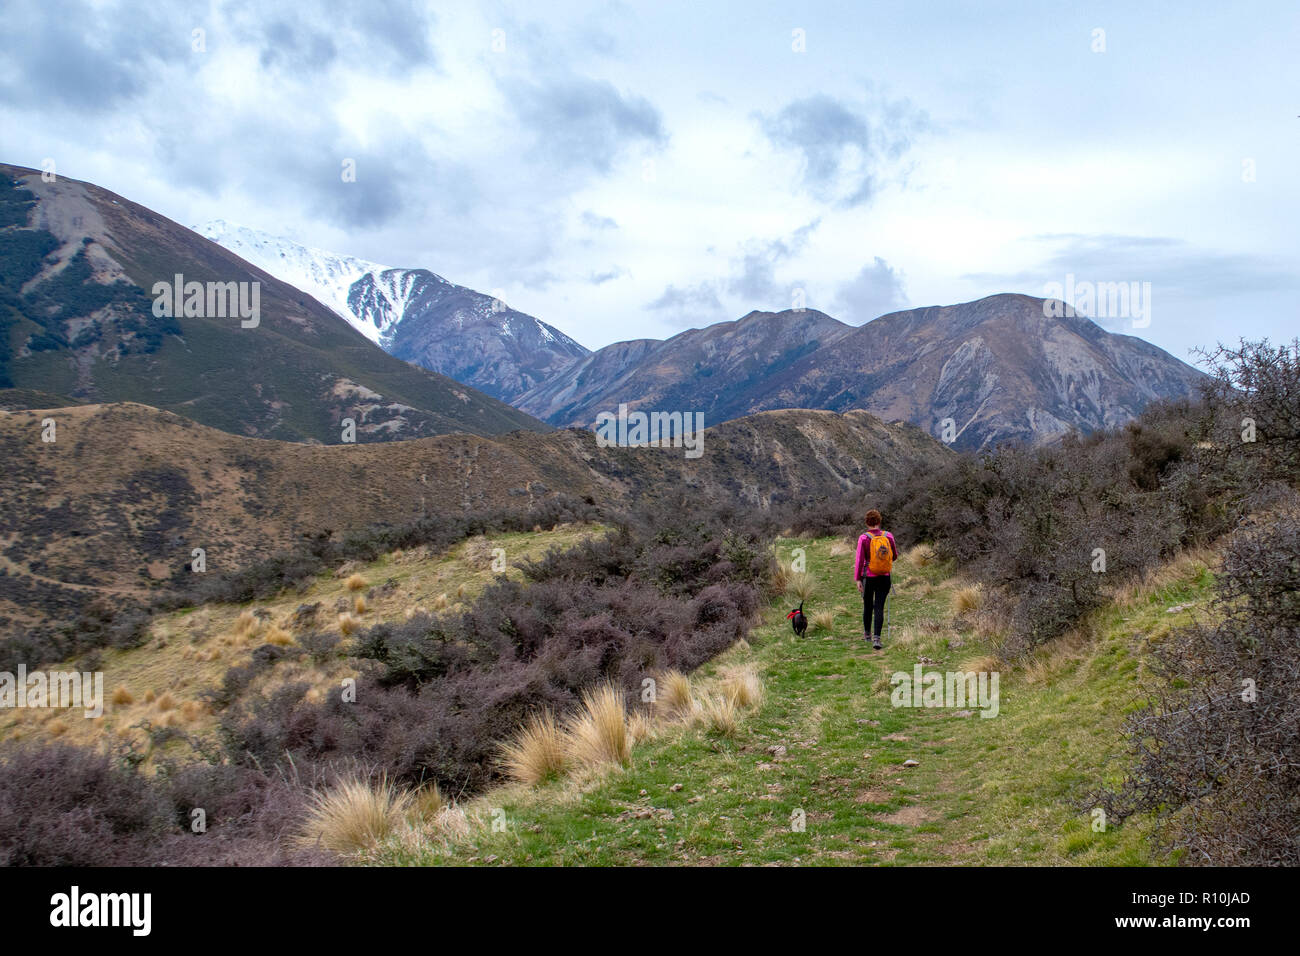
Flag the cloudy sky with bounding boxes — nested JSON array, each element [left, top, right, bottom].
[[1, 0, 1296, 362]]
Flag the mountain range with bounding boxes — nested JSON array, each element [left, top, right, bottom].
[[519, 295, 1207, 450], [202, 223, 1206, 451], [4, 167, 1207, 452]]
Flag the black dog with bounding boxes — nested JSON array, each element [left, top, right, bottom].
[[786, 601, 807, 637]]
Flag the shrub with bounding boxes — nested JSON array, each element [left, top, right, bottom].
[[1096, 506, 1300, 865], [0, 743, 172, 866]]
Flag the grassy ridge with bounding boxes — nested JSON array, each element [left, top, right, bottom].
[[378, 536, 1212, 866]]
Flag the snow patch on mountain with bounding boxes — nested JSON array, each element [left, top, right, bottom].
[[196, 220, 397, 343]]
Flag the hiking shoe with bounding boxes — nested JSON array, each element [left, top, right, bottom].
[[873, 638, 883, 650]]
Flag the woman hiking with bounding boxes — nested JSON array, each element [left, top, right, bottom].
[[854, 509, 898, 650]]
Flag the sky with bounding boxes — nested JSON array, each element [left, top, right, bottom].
[[1, 0, 1297, 364]]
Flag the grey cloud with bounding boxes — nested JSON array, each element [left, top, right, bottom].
[[590, 268, 627, 285], [758, 92, 930, 207], [0, 0, 196, 111], [226, 0, 437, 76], [647, 281, 723, 313], [727, 219, 820, 305], [962, 233, 1300, 328], [501, 73, 667, 175], [833, 257, 908, 324], [581, 210, 619, 230]]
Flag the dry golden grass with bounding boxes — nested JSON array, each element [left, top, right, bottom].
[[810, 609, 835, 633], [111, 685, 134, 706], [180, 700, 206, 722], [456, 584, 467, 600], [829, 539, 853, 556], [911, 543, 936, 567], [298, 776, 412, 855], [720, 665, 764, 709], [627, 710, 655, 743], [155, 692, 177, 712], [233, 610, 259, 636], [264, 625, 294, 646], [464, 536, 496, 568], [408, 784, 447, 824], [47, 719, 69, 736], [697, 694, 739, 737], [951, 585, 984, 615], [500, 710, 568, 785], [432, 593, 449, 610], [345, 573, 368, 592], [1107, 548, 1214, 607], [353, 595, 367, 615], [960, 654, 1002, 675], [656, 669, 695, 720], [143, 689, 156, 704], [338, 613, 358, 636], [770, 560, 791, 594], [563, 684, 630, 769], [786, 571, 817, 603]]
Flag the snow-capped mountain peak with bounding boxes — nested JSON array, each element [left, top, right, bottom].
[[196, 220, 589, 401]]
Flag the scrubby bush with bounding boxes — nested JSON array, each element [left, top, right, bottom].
[[1096, 505, 1300, 865], [218, 496, 769, 795]]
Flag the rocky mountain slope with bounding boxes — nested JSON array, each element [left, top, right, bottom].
[[0, 165, 546, 442], [197, 220, 589, 402], [519, 294, 1206, 450]]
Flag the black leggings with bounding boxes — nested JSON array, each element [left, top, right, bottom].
[[862, 575, 891, 637]]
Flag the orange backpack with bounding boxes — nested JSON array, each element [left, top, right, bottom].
[[867, 530, 893, 575]]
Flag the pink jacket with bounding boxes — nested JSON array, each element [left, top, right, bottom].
[[854, 530, 897, 580]]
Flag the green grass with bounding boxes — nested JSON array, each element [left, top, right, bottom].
[[372, 536, 1214, 866]]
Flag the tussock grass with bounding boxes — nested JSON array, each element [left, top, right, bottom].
[[697, 694, 739, 737], [564, 684, 630, 769], [829, 540, 853, 556], [180, 700, 205, 722], [501, 710, 568, 785], [345, 573, 368, 592], [264, 625, 294, 646], [811, 609, 835, 632], [721, 665, 764, 709], [409, 784, 447, 824], [338, 613, 358, 636], [656, 670, 695, 720], [770, 561, 791, 594], [233, 610, 259, 636], [627, 710, 655, 743], [353, 595, 367, 615], [155, 692, 177, 712], [47, 719, 69, 736], [432, 593, 449, 610], [952, 585, 984, 616], [299, 776, 412, 855], [786, 571, 817, 603], [911, 543, 936, 567], [959, 654, 1002, 675], [111, 685, 134, 706]]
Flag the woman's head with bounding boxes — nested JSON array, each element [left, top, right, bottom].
[[865, 509, 882, 528]]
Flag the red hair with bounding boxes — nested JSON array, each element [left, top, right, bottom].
[[865, 509, 882, 528]]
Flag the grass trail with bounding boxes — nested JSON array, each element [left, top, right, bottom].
[[382, 536, 1213, 866]]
